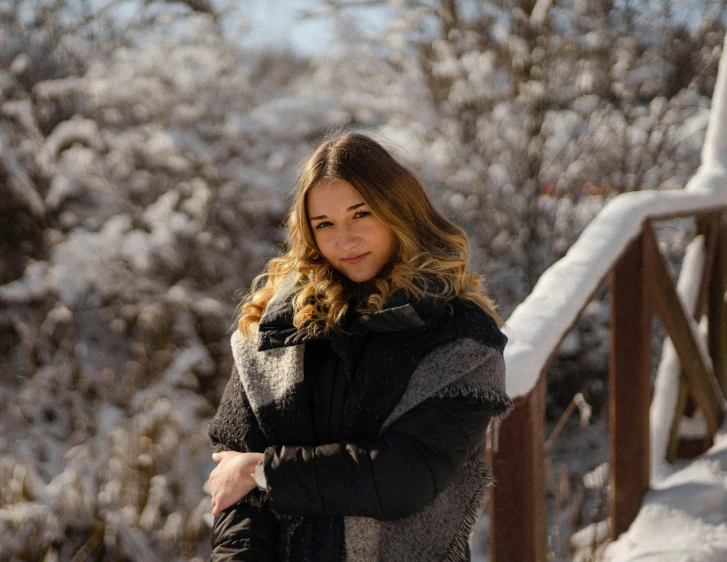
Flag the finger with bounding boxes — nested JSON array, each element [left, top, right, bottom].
[[212, 452, 222, 461], [217, 497, 230, 514]]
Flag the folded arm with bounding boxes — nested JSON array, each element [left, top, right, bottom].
[[262, 395, 492, 520], [211, 501, 279, 562], [208, 364, 279, 561]]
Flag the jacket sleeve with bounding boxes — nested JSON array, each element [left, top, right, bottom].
[[211, 502, 279, 561], [208, 364, 279, 561], [261, 394, 492, 520], [208, 363, 268, 454]]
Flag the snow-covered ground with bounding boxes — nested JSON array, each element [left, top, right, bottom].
[[604, 421, 727, 562], [473, 418, 727, 562]]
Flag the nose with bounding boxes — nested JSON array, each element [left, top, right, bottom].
[[337, 224, 360, 252]]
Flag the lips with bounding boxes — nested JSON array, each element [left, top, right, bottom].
[[341, 253, 369, 264]]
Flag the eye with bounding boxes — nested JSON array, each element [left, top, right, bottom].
[[313, 221, 332, 229], [353, 211, 371, 219]]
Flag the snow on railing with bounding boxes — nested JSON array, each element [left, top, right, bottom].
[[700, 31, 727, 176], [503, 32, 727, 401]]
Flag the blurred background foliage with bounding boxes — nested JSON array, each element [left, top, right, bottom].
[[0, 0, 725, 560]]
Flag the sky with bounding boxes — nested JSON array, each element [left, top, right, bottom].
[[232, 0, 392, 56], [93, 0, 391, 56], [235, 0, 334, 55], [97, 0, 718, 57]]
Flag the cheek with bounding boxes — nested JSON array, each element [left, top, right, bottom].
[[378, 228, 397, 260], [312, 231, 334, 260]]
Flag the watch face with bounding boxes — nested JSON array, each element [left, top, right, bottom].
[[253, 462, 268, 490]]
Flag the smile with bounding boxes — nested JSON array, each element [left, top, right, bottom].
[[341, 253, 369, 264]]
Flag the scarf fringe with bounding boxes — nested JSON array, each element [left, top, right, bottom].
[[439, 460, 496, 562], [434, 385, 514, 419]]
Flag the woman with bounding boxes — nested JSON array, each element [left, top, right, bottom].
[[207, 132, 512, 561]]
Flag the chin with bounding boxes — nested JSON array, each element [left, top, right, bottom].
[[337, 265, 376, 283], [343, 272, 374, 283]]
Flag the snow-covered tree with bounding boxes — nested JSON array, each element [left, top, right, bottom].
[[0, 1, 725, 560], [0, 3, 326, 559]]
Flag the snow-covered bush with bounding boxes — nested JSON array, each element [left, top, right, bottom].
[[0, 3, 324, 560], [1, 0, 725, 560]]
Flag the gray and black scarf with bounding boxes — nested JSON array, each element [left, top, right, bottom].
[[209, 280, 512, 561]]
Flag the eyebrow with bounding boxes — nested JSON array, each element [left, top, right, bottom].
[[310, 202, 366, 221]]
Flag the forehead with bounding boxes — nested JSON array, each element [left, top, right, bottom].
[[307, 179, 364, 214]]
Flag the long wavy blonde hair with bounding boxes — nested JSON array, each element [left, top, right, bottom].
[[237, 132, 501, 337]]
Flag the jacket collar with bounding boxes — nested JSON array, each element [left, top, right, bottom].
[[257, 275, 442, 351]]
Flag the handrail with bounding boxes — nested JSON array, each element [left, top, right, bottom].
[[504, 189, 727, 401], [488, 32, 727, 562]]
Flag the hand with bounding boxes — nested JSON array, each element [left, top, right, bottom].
[[209, 451, 264, 516]]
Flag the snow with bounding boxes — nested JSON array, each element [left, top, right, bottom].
[[583, 462, 609, 490], [679, 407, 709, 439], [702, 30, 727, 175], [570, 518, 610, 552], [604, 422, 727, 562]]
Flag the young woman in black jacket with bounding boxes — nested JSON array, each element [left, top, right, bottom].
[[207, 132, 512, 561]]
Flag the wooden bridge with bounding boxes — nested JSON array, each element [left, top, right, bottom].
[[486, 33, 727, 562]]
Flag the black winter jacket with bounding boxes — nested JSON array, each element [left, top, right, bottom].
[[208, 286, 511, 561]]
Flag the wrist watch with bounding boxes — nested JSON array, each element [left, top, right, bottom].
[[252, 459, 270, 492]]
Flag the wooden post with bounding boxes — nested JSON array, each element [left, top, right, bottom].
[[708, 219, 727, 395], [610, 232, 651, 539], [489, 372, 547, 562]]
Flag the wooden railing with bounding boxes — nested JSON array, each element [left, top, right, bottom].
[[486, 31, 727, 561], [487, 213, 727, 559], [488, 212, 727, 561]]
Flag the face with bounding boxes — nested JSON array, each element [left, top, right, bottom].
[[307, 179, 397, 283]]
